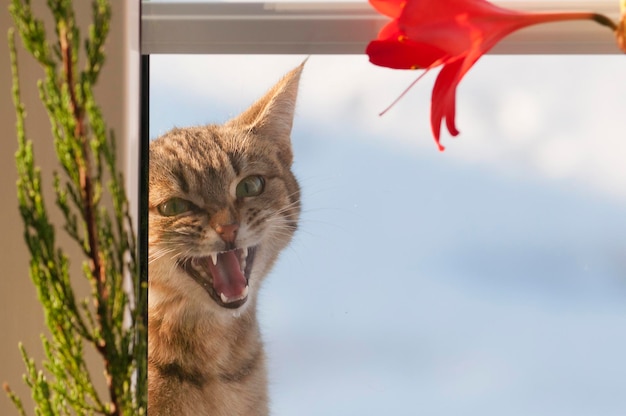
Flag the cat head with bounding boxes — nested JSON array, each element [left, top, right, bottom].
[[149, 63, 303, 316]]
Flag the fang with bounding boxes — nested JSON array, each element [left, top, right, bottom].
[[219, 286, 249, 304]]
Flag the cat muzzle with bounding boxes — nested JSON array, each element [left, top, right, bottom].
[[182, 246, 256, 309]]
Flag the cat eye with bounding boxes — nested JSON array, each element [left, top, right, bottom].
[[236, 175, 265, 198], [157, 197, 193, 216]]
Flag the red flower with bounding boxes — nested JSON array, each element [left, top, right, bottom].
[[367, 0, 617, 151]]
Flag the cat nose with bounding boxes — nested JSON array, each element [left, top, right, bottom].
[[215, 223, 239, 244]]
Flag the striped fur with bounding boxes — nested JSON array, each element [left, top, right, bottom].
[[148, 64, 304, 415]]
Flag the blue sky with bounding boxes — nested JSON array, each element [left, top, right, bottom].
[[151, 54, 626, 415]]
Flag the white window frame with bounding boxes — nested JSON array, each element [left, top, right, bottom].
[[141, 1, 621, 55]]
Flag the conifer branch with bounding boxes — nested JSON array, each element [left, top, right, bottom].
[[6, 1, 146, 414]]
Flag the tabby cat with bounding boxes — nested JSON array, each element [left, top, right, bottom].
[[148, 63, 304, 415]]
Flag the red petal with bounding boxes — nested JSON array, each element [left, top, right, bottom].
[[397, 0, 531, 58], [430, 58, 464, 144], [377, 20, 402, 40], [430, 52, 482, 144], [366, 39, 447, 70], [369, 0, 406, 19], [402, 0, 517, 25]]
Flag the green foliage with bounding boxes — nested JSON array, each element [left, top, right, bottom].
[[5, 1, 147, 415]]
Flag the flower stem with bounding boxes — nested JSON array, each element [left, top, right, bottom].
[[521, 11, 618, 32], [591, 13, 618, 31]]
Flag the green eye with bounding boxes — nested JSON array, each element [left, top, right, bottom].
[[236, 175, 265, 198], [157, 198, 192, 216]]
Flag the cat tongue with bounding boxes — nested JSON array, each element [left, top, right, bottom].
[[207, 250, 247, 302]]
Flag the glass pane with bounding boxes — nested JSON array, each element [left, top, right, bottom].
[[150, 54, 626, 415]]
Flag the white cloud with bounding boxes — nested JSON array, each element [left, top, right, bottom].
[[534, 134, 585, 179]]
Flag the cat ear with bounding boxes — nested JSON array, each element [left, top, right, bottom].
[[227, 60, 305, 163]]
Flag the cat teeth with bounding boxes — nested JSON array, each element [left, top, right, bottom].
[[220, 285, 249, 304], [205, 247, 248, 272], [240, 247, 248, 273]]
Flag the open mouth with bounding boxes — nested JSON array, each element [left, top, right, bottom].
[[181, 246, 256, 309]]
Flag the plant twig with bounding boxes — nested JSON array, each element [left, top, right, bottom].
[[6, 1, 146, 414]]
